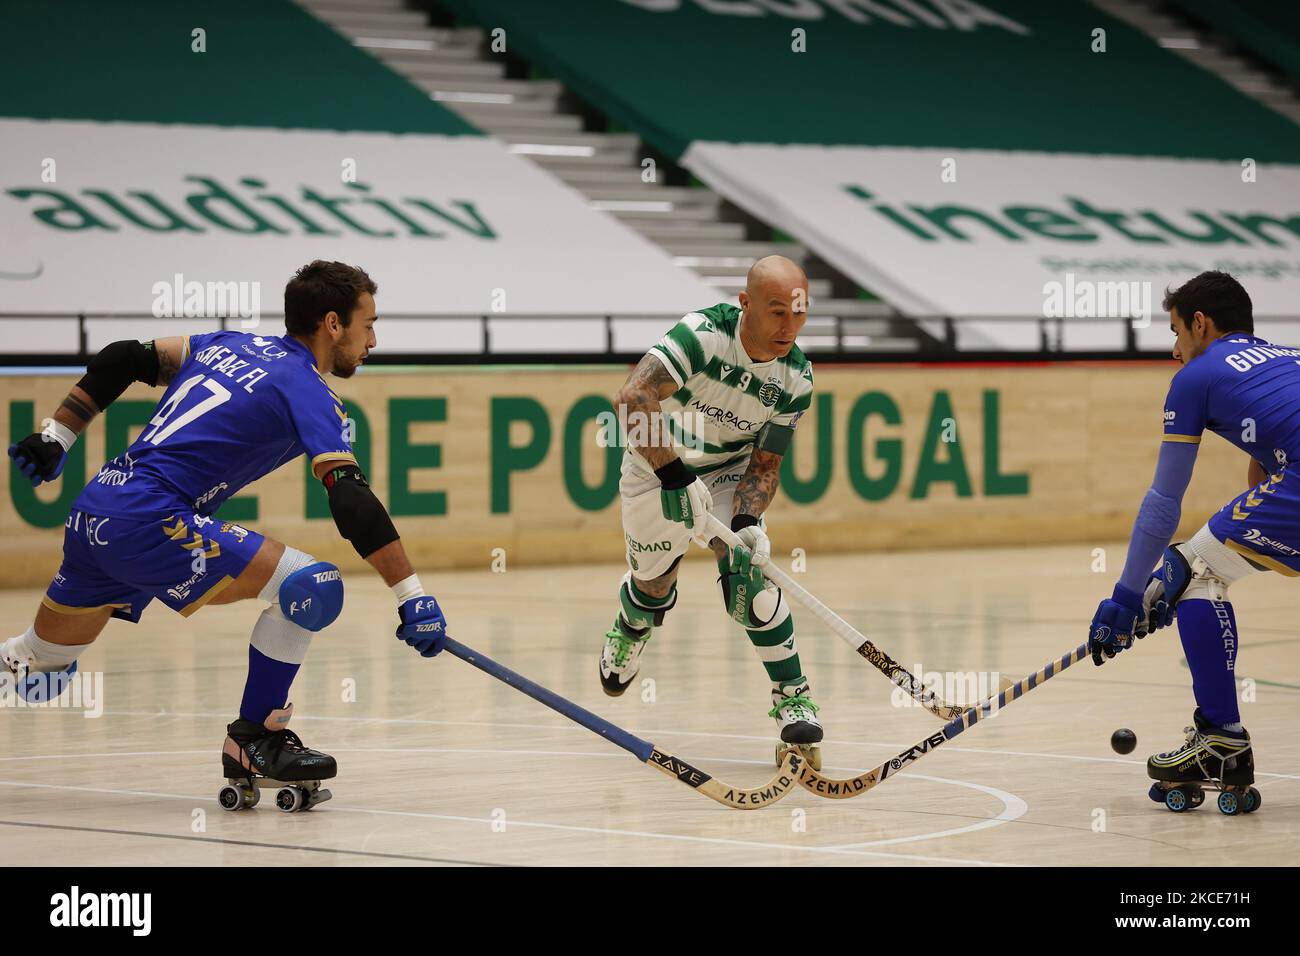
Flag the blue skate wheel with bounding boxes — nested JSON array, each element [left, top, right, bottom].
[[1244, 788, 1261, 813], [18, 661, 77, 703], [1148, 783, 1167, 804], [1164, 788, 1189, 812], [1217, 791, 1240, 815]]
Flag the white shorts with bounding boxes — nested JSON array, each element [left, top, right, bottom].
[[620, 457, 764, 580]]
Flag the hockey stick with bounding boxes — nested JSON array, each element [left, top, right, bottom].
[[794, 642, 1090, 799], [444, 637, 804, 810], [705, 514, 1008, 720]]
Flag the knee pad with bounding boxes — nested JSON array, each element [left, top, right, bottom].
[[719, 572, 788, 630], [748, 584, 788, 631], [278, 562, 344, 632], [620, 572, 675, 630], [1164, 527, 1260, 605]]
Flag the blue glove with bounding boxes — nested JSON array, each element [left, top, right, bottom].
[[9, 433, 67, 487], [1089, 583, 1144, 666], [396, 595, 448, 658], [1142, 570, 1176, 634]]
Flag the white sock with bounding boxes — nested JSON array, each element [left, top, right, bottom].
[[1224, 721, 1244, 733], [250, 605, 313, 665], [3, 625, 86, 672]]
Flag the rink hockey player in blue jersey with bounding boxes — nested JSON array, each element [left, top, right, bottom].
[[5, 261, 450, 812], [1088, 271, 1298, 815]]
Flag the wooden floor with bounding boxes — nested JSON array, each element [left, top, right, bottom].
[[1, 542, 1296, 867]]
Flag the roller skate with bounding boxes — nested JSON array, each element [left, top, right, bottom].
[[1147, 708, 1260, 816], [771, 679, 823, 771], [218, 704, 336, 813], [599, 617, 651, 697], [0, 638, 78, 704]]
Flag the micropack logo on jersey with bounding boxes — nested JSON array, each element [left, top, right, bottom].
[[151, 272, 260, 329]]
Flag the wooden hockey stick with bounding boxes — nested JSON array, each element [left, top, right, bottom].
[[445, 637, 804, 810], [705, 514, 1009, 720], [794, 642, 1090, 799]]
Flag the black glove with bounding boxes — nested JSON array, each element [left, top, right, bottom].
[[9, 432, 69, 487]]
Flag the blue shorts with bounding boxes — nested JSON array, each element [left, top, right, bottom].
[[1207, 466, 1300, 576], [44, 509, 265, 621]]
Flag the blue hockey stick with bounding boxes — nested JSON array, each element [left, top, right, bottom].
[[444, 637, 803, 809]]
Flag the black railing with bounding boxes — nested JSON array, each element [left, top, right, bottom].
[[0, 312, 1182, 367]]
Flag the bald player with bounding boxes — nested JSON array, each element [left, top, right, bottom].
[[597, 256, 822, 767]]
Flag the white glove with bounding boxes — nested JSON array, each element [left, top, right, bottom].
[[734, 523, 770, 568]]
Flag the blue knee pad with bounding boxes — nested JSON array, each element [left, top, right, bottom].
[[1160, 544, 1194, 605], [278, 562, 344, 632]]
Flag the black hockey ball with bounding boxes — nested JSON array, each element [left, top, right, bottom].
[[1111, 728, 1137, 755]]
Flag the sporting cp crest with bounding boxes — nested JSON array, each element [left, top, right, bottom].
[[758, 379, 783, 408]]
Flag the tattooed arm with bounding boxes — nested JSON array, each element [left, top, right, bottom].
[[615, 352, 681, 472], [10, 336, 187, 486], [734, 447, 783, 520], [706, 447, 784, 563], [154, 336, 187, 386], [52, 336, 187, 436]]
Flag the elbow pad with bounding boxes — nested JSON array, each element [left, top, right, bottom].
[[324, 465, 400, 559], [1135, 487, 1182, 541], [77, 339, 161, 410]]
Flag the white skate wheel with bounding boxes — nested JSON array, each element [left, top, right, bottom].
[[276, 787, 304, 812]]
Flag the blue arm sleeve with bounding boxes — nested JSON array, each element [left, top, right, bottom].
[[1117, 441, 1200, 592]]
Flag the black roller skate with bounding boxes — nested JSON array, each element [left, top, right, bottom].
[[1147, 708, 1260, 816], [218, 704, 336, 813]]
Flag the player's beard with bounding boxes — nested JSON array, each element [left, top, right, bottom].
[[331, 344, 359, 378]]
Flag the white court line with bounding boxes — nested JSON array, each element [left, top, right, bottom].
[[0, 776, 1017, 867], [0, 743, 1026, 859], [825, 774, 1027, 850], [87, 709, 1300, 781]]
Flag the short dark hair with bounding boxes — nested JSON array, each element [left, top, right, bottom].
[[284, 260, 377, 336], [1163, 270, 1253, 335]]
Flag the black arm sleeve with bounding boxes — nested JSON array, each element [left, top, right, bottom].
[[323, 465, 401, 559], [76, 339, 162, 411]]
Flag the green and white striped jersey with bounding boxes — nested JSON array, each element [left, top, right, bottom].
[[633, 303, 814, 477]]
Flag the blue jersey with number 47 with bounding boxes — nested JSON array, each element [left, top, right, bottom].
[[74, 331, 356, 520]]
